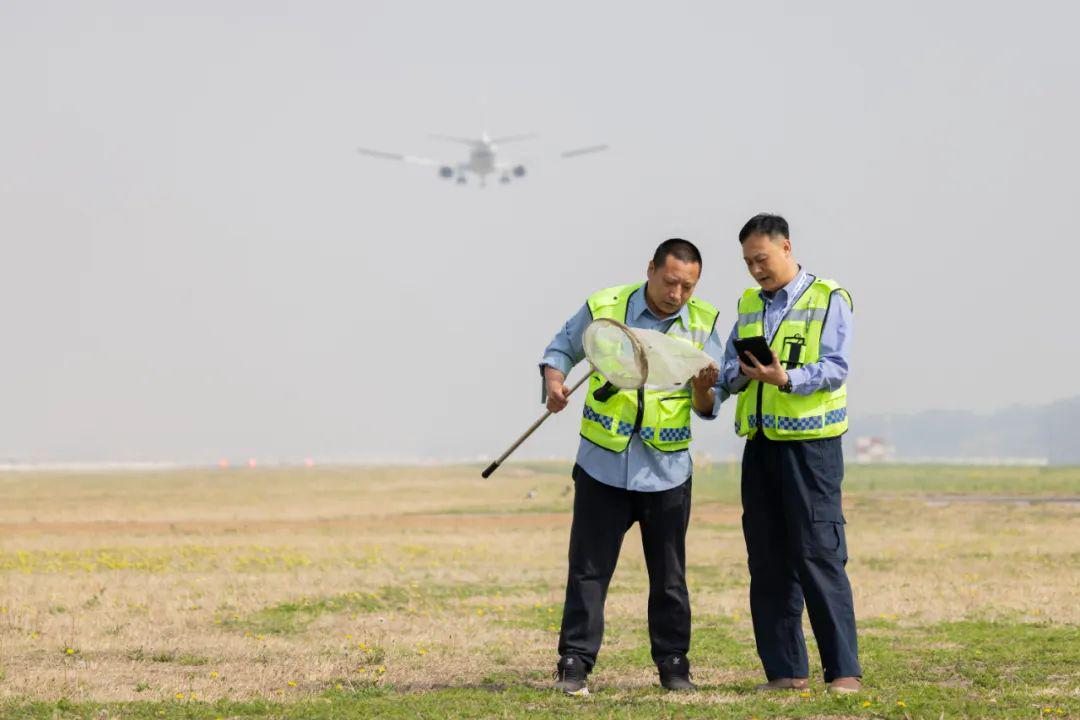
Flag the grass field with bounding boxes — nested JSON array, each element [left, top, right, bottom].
[[0, 461, 1077, 718]]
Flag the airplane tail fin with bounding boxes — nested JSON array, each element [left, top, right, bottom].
[[429, 134, 478, 146]]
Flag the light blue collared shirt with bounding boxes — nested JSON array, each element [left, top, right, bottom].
[[540, 284, 726, 492], [720, 268, 853, 396]]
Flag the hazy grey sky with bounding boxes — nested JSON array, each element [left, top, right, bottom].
[[2, 1, 1078, 462]]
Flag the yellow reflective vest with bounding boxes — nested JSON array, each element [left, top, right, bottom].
[[734, 277, 852, 440], [581, 284, 718, 453]]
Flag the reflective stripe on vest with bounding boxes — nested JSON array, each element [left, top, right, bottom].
[[735, 407, 848, 433]]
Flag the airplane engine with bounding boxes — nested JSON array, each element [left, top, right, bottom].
[[438, 166, 454, 178], [513, 165, 526, 178]]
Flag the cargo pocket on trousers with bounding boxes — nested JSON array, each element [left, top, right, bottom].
[[809, 501, 847, 560]]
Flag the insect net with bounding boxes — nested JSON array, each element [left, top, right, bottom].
[[583, 318, 715, 391]]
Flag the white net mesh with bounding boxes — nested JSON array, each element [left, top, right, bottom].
[[583, 319, 647, 389], [583, 319, 714, 391], [633, 328, 715, 390]]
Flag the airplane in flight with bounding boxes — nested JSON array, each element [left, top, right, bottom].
[[356, 132, 607, 187]]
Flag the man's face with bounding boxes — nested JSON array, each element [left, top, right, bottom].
[[645, 256, 701, 317], [742, 233, 794, 293]]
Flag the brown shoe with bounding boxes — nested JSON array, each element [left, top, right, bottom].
[[755, 677, 809, 691], [826, 677, 862, 694]]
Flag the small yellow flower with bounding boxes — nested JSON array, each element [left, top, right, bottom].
[[359, 642, 367, 650], [175, 693, 185, 700], [476, 608, 485, 616], [546, 607, 554, 614], [799, 691, 811, 698], [377, 665, 386, 674], [356, 667, 365, 674], [345, 634, 353, 640], [287, 680, 297, 687], [335, 683, 343, 691], [209, 671, 219, 679], [862, 700, 872, 707], [417, 647, 428, 655], [897, 700, 907, 708], [1043, 709, 1053, 715], [65, 647, 75, 655]]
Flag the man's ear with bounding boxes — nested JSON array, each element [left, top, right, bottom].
[[647, 260, 656, 276]]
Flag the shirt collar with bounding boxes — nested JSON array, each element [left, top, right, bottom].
[[630, 283, 691, 327], [760, 266, 808, 306]]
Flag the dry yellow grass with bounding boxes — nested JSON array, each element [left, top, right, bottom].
[[0, 463, 1076, 703]]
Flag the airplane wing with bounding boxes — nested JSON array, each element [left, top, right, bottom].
[[561, 144, 609, 158], [496, 158, 527, 171], [489, 133, 537, 145], [356, 147, 441, 166]]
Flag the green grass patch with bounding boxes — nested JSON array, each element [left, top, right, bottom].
[[229, 581, 555, 635], [4, 675, 1077, 720], [498, 602, 564, 632], [690, 462, 1080, 501]]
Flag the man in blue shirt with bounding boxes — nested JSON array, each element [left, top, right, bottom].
[[720, 214, 861, 693], [540, 239, 724, 695]]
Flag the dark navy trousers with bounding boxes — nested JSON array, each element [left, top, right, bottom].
[[558, 465, 692, 671], [741, 434, 861, 682]]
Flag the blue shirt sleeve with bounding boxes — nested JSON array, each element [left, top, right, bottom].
[[539, 302, 591, 401], [786, 290, 853, 395], [720, 319, 751, 395]]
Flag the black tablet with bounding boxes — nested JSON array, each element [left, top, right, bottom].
[[733, 336, 774, 366]]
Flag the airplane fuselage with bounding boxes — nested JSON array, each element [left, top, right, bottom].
[[467, 142, 496, 176]]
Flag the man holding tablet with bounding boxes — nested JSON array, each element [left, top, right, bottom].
[[719, 214, 861, 693]]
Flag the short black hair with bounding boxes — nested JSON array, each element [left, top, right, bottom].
[[652, 238, 702, 269], [738, 214, 789, 244]]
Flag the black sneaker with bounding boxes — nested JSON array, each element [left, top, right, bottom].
[[658, 655, 697, 691], [553, 655, 589, 696]]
